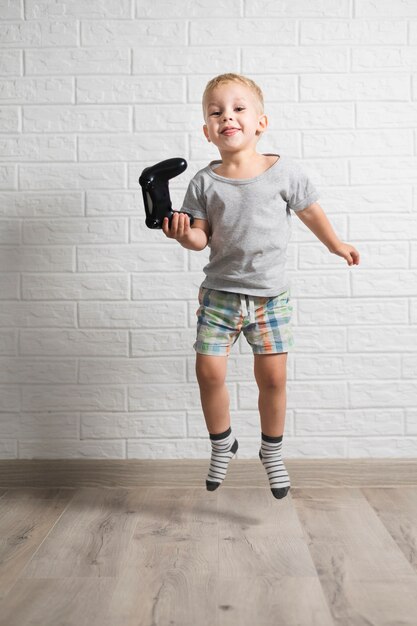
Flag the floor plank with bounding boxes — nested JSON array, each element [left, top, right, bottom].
[[1, 486, 417, 625], [362, 486, 417, 572], [292, 487, 417, 625], [0, 489, 74, 599]]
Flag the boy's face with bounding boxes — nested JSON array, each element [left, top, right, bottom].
[[203, 83, 267, 155]]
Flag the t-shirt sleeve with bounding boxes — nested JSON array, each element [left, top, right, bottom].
[[286, 161, 320, 212], [180, 179, 208, 220]]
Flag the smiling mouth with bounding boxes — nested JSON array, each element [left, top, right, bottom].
[[221, 128, 240, 136]]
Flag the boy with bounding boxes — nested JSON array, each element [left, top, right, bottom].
[[162, 73, 360, 499]]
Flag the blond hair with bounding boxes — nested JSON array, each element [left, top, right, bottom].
[[202, 73, 264, 118]]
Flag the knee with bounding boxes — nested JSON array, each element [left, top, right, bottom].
[[256, 370, 286, 392], [196, 359, 226, 388]]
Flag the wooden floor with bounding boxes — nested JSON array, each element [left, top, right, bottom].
[[1, 462, 417, 625]]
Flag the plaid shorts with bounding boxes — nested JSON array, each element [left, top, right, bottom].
[[194, 287, 294, 356]]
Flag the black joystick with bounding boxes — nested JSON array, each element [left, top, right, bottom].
[[139, 157, 194, 229]]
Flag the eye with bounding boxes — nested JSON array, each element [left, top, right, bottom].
[[210, 111, 221, 116], [236, 107, 245, 111]]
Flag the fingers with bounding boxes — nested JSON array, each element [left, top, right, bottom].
[[162, 217, 171, 237], [163, 212, 190, 240], [346, 247, 360, 266]]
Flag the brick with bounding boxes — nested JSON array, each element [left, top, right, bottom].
[[0, 220, 20, 244], [0, 386, 20, 411], [352, 270, 417, 297], [245, 0, 349, 18], [243, 46, 348, 73], [348, 325, 417, 353], [23, 218, 126, 244], [131, 330, 196, 356], [350, 381, 417, 408], [23, 105, 131, 133], [289, 271, 349, 297], [297, 297, 407, 325], [0, 192, 83, 217], [26, 48, 130, 75], [0, 412, 79, 439], [0, 165, 17, 189], [77, 244, 185, 272], [292, 326, 347, 352], [0, 77, 73, 103], [82, 20, 186, 46], [134, 104, 203, 132], [19, 440, 126, 459], [78, 301, 187, 329], [190, 19, 296, 46], [238, 381, 348, 409], [300, 19, 406, 45], [21, 273, 128, 300], [0, 107, 19, 132], [78, 134, 186, 162], [26, 0, 131, 19], [81, 412, 187, 439], [19, 164, 125, 190], [406, 410, 417, 435], [318, 186, 411, 213], [133, 47, 238, 75], [356, 0, 417, 17], [295, 409, 404, 436], [0, 21, 77, 48], [357, 102, 417, 128], [127, 438, 209, 459], [0, 302, 76, 327], [20, 329, 128, 355], [128, 383, 202, 411], [300, 73, 409, 101], [0, 134, 75, 161], [0, 245, 73, 271], [352, 46, 417, 72], [350, 157, 417, 184], [131, 272, 202, 300], [79, 357, 186, 384], [295, 353, 401, 380], [86, 191, 138, 216], [22, 385, 126, 411], [349, 213, 417, 240], [0, 330, 16, 355], [77, 76, 185, 104], [136, 0, 240, 18], [304, 129, 412, 157], [403, 355, 417, 379], [348, 438, 417, 458], [0, 357, 76, 383], [0, 274, 19, 299]]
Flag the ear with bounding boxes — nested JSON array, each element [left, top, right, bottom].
[[203, 124, 211, 142], [256, 114, 268, 136]]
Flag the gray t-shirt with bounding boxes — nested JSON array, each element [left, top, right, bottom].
[[180, 154, 320, 296]]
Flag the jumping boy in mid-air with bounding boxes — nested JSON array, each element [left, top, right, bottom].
[[162, 73, 360, 499]]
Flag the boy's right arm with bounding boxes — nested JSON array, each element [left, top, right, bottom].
[[162, 213, 209, 251]]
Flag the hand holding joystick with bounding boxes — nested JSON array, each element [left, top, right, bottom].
[[139, 157, 194, 229]]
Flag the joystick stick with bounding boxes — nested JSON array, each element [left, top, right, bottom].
[[139, 157, 194, 229]]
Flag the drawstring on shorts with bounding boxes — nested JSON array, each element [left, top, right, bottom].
[[240, 294, 256, 324]]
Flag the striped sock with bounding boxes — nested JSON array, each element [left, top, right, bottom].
[[206, 426, 239, 491], [259, 433, 290, 499]]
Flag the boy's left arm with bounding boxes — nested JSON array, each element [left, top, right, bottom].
[[296, 201, 360, 266]]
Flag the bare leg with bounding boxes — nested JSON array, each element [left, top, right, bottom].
[[195, 353, 230, 435], [254, 353, 290, 499], [254, 353, 288, 437]]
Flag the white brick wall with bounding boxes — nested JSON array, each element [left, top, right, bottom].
[[1, 0, 416, 459]]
